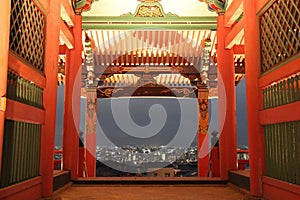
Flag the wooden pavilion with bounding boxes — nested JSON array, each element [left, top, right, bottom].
[[0, 0, 299, 199]]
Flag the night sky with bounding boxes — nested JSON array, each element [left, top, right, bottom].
[[55, 78, 248, 148]]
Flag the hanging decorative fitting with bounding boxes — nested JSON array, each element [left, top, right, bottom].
[[199, 0, 227, 13], [72, 0, 96, 14], [84, 33, 96, 86], [200, 38, 212, 84]]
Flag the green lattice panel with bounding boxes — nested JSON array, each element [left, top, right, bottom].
[[265, 121, 300, 185], [7, 70, 43, 108], [263, 74, 300, 109], [0, 120, 41, 188], [260, 0, 300, 73], [9, 0, 45, 72]]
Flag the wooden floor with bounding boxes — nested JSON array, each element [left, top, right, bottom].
[[56, 184, 245, 200]]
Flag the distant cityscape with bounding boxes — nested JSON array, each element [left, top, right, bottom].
[[54, 144, 249, 177]]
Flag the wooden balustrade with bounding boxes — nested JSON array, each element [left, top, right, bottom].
[[0, 120, 41, 188], [264, 121, 300, 185], [7, 71, 43, 108], [263, 74, 300, 109]]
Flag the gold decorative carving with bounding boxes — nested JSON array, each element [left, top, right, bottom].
[[99, 88, 124, 97], [135, 5, 164, 17], [171, 88, 197, 97]]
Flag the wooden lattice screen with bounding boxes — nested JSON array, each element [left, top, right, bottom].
[[7, 70, 43, 108], [260, 0, 300, 73], [0, 120, 41, 188], [9, 0, 45, 72], [265, 121, 300, 185], [263, 74, 300, 109], [0, 0, 45, 188]]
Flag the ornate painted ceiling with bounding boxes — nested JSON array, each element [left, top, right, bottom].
[[82, 0, 217, 17], [75, 0, 244, 97]]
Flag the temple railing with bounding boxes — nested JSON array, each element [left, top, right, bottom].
[[54, 150, 63, 170], [237, 149, 249, 170]]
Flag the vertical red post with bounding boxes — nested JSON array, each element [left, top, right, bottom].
[[197, 84, 210, 177], [85, 88, 97, 177], [243, 0, 265, 196], [40, 0, 61, 197], [63, 15, 82, 180], [0, 0, 11, 172], [211, 147, 220, 177], [217, 14, 237, 180], [78, 144, 85, 177]]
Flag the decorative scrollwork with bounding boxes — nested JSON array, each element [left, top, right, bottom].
[[197, 87, 209, 135], [171, 88, 197, 97], [98, 88, 124, 97], [199, 99, 208, 119]]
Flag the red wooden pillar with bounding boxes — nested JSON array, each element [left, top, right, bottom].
[[40, 0, 61, 197], [211, 147, 220, 177], [217, 14, 237, 180], [197, 84, 210, 177], [63, 15, 82, 180], [0, 0, 11, 172], [243, 0, 265, 196], [85, 88, 97, 177], [78, 144, 85, 177]]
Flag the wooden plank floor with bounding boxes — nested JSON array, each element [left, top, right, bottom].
[[56, 184, 245, 200]]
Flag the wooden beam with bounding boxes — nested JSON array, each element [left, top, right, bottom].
[[260, 101, 300, 125], [233, 45, 244, 55], [257, 0, 272, 13], [0, 176, 42, 200], [8, 52, 46, 89], [59, 45, 67, 55], [262, 176, 300, 200], [5, 99, 45, 125], [258, 55, 300, 88], [35, 0, 49, 13], [243, 0, 265, 196], [224, 0, 243, 27], [225, 18, 244, 49], [63, 15, 82, 180], [60, 20, 74, 49], [60, 0, 75, 27], [217, 15, 237, 180]]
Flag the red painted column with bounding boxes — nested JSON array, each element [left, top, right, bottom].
[[0, 0, 11, 172], [197, 84, 210, 177], [211, 147, 220, 177], [85, 88, 97, 177], [63, 15, 82, 180], [78, 144, 85, 177], [40, 0, 61, 197], [217, 14, 237, 180], [243, 0, 265, 196]]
